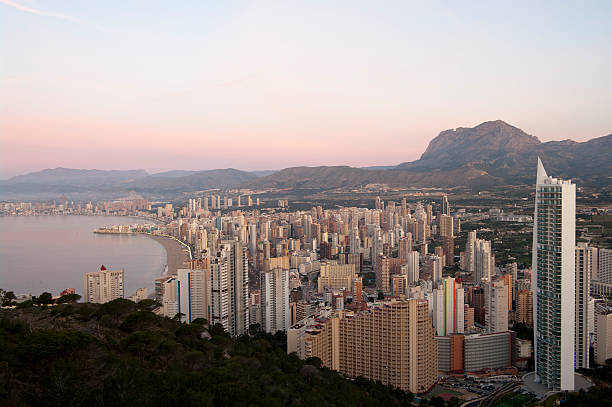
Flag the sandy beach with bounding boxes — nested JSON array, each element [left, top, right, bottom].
[[146, 235, 190, 276]]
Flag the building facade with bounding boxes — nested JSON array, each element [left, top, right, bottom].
[[532, 158, 576, 391]]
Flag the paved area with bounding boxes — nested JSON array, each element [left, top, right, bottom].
[[523, 372, 593, 399]]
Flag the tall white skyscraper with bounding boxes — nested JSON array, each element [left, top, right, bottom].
[[210, 240, 249, 337], [533, 158, 576, 391], [261, 268, 290, 333], [83, 266, 124, 303]]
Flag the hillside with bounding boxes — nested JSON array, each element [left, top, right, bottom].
[[127, 168, 258, 192], [0, 168, 259, 200], [0, 300, 417, 406], [246, 165, 497, 190]]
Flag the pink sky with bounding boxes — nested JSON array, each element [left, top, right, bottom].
[[1, 1, 611, 178]]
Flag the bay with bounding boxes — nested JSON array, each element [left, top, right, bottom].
[[0, 215, 166, 298]]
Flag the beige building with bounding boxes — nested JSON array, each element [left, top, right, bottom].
[[318, 262, 356, 293], [83, 266, 124, 303], [516, 289, 533, 326], [288, 299, 437, 394], [375, 255, 390, 293]]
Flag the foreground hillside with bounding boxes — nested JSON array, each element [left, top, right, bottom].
[[0, 300, 416, 407]]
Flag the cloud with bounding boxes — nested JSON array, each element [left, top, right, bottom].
[[0, 0, 83, 24]]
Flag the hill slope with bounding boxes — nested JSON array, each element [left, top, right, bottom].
[[0, 301, 416, 406]]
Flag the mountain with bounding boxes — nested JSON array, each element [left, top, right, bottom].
[[127, 168, 258, 192], [246, 165, 493, 190], [247, 121, 611, 190], [148, 170, 199, 178], [2, 121, 610, 199], [397, 120, 612, 186], [3, 167, 148, 187], [0, 168, 258, 199], [250, 170, 278, 177]]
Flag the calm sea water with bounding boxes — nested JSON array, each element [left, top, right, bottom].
[[0, 216, 166, 297]]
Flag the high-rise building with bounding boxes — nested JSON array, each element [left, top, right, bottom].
[[261, 267, 290, 333], [401, 251, 420, 284], [599, 249, 612, 283], [83, 266, 124, 303], [432, 277, 465, 336], [376, 255, 391, 293], [485, 278, 508, 333], [464, 230, 477, 273], [210, 240, 249, 337], [516, 289, 533, 326], [532, 158, 576, 391], [288, 299, 437, 393], [575, 243, 591, 369], [474, 239, 494, 283], [595, 303, 612, 365], [398, 234, 413, 260], [441, 194, 450, 216], [162, 268, 211, 323]]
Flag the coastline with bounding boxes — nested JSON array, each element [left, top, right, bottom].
[[145, 235, 190, 277]]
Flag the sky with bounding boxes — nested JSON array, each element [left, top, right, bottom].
[[1, 1, 611, 178]]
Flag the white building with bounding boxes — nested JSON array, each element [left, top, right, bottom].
[[474, 239, 494, 283], [485, 278, 509, 333], [432, 277, 464, 336], [161, 268, 211, 323], [402, 251, 420, 284], [83, 266, 124, 303], [261, 268, 290, 333], [532, 158, 575, 391], [210, 240, 249, 337]]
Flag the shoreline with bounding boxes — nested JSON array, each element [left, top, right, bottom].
[[145, 235, 190, 277]]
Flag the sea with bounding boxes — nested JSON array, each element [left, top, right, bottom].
[[0, 215, 166, 298]]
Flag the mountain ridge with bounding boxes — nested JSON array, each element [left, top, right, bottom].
[[2, 120, 610, 198]]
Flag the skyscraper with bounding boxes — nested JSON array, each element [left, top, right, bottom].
[[162, 268, 211, 323], [575, 243, 591, 369], [402, 251, 420, 284], [210, 240, 249, 337], [441, 194, 450, 216], [485, 278, 508, 333], [533, 158, 576, 391], [261, 267, 290, 333], [432, 276, 465, 336], [474, 238, 494, 283]]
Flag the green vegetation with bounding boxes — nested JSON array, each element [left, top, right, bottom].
[[493, 392, 533, 407], [1, 299, 418, 406]]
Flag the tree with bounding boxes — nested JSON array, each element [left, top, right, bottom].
[[1, 290, 16, 306], [38, 292, 53, 306], [57, 293, 81, 304]]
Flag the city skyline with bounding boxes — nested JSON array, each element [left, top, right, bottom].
[[2, 1, 612, 178]]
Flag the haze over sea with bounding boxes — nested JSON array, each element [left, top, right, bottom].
[[0, 216, 166, 297]]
